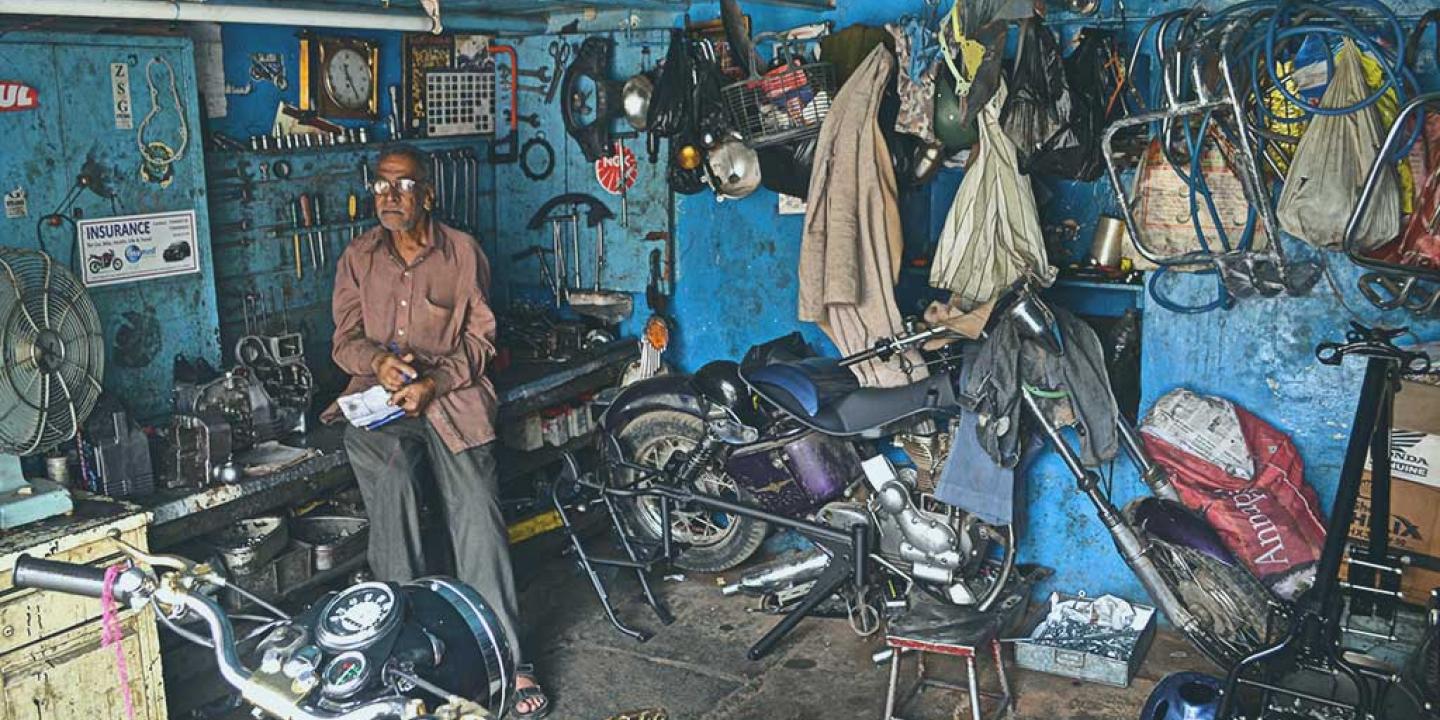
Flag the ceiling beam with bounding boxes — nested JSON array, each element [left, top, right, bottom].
[[0, 0, 547, 34]]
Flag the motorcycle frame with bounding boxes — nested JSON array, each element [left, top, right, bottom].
[[554, 437, 872, 661]]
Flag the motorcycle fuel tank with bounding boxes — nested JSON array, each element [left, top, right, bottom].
[[725, 430, 858, 515]]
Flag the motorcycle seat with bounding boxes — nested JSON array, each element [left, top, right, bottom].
[[742, 359, 958, 436]]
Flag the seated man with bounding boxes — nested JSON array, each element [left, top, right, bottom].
[[324, 144, 549, 718]]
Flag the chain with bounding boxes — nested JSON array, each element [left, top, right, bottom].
[[136, 56, 188, 174]]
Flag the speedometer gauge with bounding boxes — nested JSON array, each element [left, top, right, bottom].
[[315, 582, 401, 651]]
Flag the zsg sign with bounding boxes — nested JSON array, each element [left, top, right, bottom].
[[0, 81, 38, 112]]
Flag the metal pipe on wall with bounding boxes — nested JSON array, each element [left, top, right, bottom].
[[0, 0, 547, 34]]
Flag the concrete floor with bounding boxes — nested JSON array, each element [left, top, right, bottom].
[[512, 537, 1215, 720]]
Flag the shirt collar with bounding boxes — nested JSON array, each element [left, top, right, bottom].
[[360, 219, 448, 260]]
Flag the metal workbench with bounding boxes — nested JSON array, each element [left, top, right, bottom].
[[137, 339, 638, 550]]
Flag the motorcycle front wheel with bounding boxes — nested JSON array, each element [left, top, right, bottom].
[[1133, 516, 1273, 669], [615, 410, 768, 573]]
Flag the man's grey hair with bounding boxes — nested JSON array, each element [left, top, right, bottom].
[[376, 143, 431, 182]]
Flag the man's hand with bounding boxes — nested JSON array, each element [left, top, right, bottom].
[[389, 377, 437, 417], [372, 352, 418, 392]]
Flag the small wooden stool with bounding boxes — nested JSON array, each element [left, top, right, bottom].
[[881, 593, 1023, 720]]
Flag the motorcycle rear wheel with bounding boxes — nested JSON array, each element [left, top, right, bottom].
[[616, 411, 768, 573]]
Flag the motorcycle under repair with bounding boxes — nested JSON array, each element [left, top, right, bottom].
[[558, 279, 1272, 667], [12, 536, 513, 720]]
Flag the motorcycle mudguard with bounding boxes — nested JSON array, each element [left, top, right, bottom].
[[1131, 497, 1238, 568], [601, 374, 706, 432]]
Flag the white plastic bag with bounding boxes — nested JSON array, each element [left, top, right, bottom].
[[929, 80, 1053, 309], [1277, 39, 1399, 250]]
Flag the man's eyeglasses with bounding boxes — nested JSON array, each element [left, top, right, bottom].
[[371, 178, 422, 197]]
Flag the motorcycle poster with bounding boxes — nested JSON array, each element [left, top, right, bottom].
[[76, 209, 199, 287]]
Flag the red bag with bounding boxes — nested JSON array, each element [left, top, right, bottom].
[[1140, 389, 1328, 600]]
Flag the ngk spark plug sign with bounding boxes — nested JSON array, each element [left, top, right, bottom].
[[77, 210, 199, 287]]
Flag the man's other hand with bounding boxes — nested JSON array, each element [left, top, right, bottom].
[[390, 377, 437, 417], [373, 352, 419, 392]]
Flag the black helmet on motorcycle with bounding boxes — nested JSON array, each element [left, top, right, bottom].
[[694, 360, 763, 427]]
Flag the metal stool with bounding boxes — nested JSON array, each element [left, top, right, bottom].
[[881, 570, 1042, 720]]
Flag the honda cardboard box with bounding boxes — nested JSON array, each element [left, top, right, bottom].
[[1346, 379, 1440, 605]]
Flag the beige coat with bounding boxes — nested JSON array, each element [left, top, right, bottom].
[[798, 45, 924, 387]]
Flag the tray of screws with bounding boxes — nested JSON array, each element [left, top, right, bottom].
[[1012, 592, 1156, 688]]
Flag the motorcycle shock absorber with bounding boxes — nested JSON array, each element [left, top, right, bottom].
[[675, 431, 725, 486]]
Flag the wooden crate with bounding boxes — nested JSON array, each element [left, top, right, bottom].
[[0, 501, 166, 719]]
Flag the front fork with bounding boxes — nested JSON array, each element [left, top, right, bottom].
[[1020, 392, 1204, 636]]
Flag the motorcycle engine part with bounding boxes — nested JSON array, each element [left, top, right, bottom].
[[895, 430, 952, 493], [622, 72, 655, 130], [561, 36, 622, 162], [724, 430, 856, 516], [315, 581, 403, 652], [83, 407, 156, 498], [677, 145, 702, 170], [321, 651, 372, 700], [1140, 672, 1222, 720], [706, 136, 762, 200], [860, 456, 970, 577], [520, 134, 556, 181], [168, 412, 233, 489]]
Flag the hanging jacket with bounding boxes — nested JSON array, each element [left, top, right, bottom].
[[798, 45, 923, 388]]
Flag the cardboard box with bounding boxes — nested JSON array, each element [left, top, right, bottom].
[[1396, 378, 1440, 437], [1347, 470, 1440, 605], [1363, 428, 1440, 489]]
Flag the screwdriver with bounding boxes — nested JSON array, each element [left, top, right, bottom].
[[299, 193, 317, 271], [348, 193, 359, 243], [314, 194, 327, 267], [289, 201, 303, 279]]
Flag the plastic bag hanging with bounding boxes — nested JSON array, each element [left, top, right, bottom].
[[929, 80, 1054, 310], [1277, 39, 1400, 251]]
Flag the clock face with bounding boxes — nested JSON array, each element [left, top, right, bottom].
[[324, 46, 373, 110]]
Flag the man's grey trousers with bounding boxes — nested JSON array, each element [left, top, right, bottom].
[[344, 417, 522, 665]]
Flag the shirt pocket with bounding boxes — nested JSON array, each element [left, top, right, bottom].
[[417, 295, 459, 348]]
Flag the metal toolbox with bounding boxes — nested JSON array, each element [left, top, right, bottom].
[[1013, 593, 1157, 688], [291, 515, 369, 571]]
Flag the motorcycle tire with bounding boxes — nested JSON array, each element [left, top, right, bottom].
[[615, 410, 768, 573], [112, 258, 123, 271], [1133, 515, 1272, 669], [89, 260, 102, 274]]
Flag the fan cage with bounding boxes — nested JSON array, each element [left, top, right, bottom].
[[0, 248, 105, 456]]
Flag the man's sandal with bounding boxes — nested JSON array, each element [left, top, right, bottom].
[[512, 665, 552, 720]]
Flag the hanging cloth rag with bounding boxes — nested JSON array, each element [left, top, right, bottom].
[[929, 80, 1053, 310], [798, 45, 923, 388]]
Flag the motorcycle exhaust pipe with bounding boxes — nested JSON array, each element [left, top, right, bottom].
[[722, 551, 831, 596]]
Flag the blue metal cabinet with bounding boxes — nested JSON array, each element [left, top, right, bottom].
[[0, 32, 220, 423]]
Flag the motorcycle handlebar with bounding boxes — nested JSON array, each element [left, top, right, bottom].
[[14, 556, 129, 604]]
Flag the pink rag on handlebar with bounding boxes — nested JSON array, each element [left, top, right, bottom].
[[101, 564, 137, 720]]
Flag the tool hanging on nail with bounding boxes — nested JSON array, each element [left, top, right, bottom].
[[290, 200, 304, 280]]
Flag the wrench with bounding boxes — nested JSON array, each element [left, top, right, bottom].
[[515, 84, 548, 97], [506, 110, 541, 128], [502, 64, 551, 85]]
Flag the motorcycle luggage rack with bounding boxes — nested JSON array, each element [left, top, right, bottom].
[[1346, 94, 1440, 318], [552, 439, 873, 660]]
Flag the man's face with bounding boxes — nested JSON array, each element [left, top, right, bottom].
[[374, 153, 432, 233]]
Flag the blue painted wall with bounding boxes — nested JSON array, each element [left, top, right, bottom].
[[0, 32, 220, 422]]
